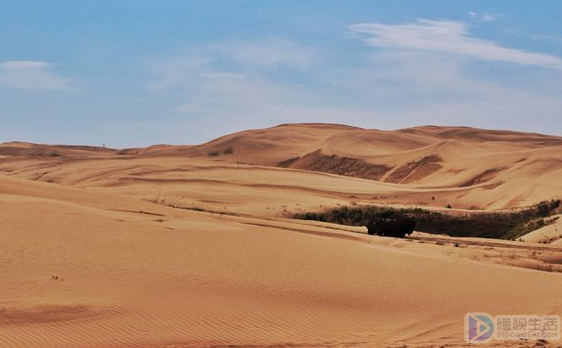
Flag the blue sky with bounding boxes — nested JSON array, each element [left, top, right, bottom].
[[1, 1, 562, 147]]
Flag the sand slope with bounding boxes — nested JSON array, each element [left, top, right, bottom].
[[3, 123, 562, 212], [2, 124, 562, 348], [521, 215, 562, 243], [148, 123, 562, 209], [1, 174, 562, 348]]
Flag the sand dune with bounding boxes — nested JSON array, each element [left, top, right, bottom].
[[3, 123, 562, 211], [1, 124, 562, 348], [134, 123, 562, 209], [0, 141, 115, 157], [521, 215, 562, 244], [1, 175, 562, 348]]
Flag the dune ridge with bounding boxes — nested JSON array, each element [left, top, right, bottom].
[[1, 175, 562, 348], [3, 123, 562, 210], [1, 124, 562, 348]]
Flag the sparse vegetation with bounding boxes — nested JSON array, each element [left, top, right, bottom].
[[294, 199, 561, 240], [144, 197, 239, 217], [207, 147, 234, 156]]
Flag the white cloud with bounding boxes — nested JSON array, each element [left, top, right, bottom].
[[200, 72, 246, 80], [217, 39, 319, 68], [0, 60, 49, 70], [468, 12, 497, 21], [148, 39, 318, 93], [173, 102, 206, 114], [148, 55, 212, 90], [531, 34, 562, 43], [145, 30, 562, 142], [482, 13, 496, 21], [0, 60, 72, 91], [349, 19, 562, 70], [149, 38, 322, 121]]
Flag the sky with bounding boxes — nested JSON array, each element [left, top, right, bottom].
[[1, 1, 562, 147]]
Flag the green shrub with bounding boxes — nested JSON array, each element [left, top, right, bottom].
[[293, 199, 561, 240]]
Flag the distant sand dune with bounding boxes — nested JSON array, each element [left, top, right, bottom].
[[6, 123, 552, 209], [158, 124, 562, 197]]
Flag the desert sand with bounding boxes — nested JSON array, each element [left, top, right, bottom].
[[1, 124, 561, 348]]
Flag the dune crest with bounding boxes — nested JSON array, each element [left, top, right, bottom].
[[3, 123, 562, 210], [1, 124, 562, 348]]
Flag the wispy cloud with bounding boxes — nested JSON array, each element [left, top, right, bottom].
[[217, 39, 319, 68], [0, 60, 72, 91], [143, 27, 562, 142], [349, 19, 562, 70], [200, 72, 246, 80], [469, 12, 497, 21], [148, 39, 318, 93], [481, 13, 496, 21], [530, 34, 562, 43], [148, 39, 322, 120], [173, 102, 206, 114], [1, 61, 49, 70]]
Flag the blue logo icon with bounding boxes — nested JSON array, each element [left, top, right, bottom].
[[465, 312, 494, 343]]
